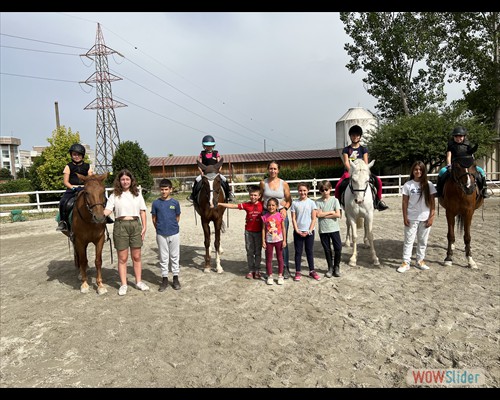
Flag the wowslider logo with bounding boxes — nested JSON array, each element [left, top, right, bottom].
[[407, 369, 485, 386]]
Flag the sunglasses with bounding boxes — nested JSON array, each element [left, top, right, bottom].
[[319, 188, 330, 193]]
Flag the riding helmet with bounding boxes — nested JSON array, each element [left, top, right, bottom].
[[202, 135, 216, 146], [69, 143, 86, 156], [348, 125, 363, 136], [452, 126, 467, 136]]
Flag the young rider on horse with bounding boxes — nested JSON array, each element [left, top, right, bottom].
[[334, 125, 388, 211], [188, 135, 234, 203], [436, 126, 490, 199]]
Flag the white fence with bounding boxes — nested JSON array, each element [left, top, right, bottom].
[[1, 173, 499, 218]]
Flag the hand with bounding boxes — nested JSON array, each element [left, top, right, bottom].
[[446, 164, 451, 170]]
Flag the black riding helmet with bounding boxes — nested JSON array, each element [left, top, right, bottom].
[[348, 125, 363, 136], [202, 135, 216, 146], [69, 143, 86, 156], [452, 126, 467, 136]]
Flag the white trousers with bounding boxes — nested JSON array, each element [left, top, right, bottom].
[[402, 220, 431, 264], [156, 233, 180, 277]]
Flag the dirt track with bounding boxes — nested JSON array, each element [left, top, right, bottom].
[[0, 196, 499, 388]]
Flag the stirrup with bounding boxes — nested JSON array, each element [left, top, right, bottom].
[[56, 221, 68, 232]]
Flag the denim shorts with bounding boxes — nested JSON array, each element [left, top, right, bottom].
[[113, 219, 143, 250]]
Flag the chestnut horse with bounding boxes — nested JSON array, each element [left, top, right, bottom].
[[65, 173, 109, 294], [439, 156, 484, 268], [193, 158, 227, 273]]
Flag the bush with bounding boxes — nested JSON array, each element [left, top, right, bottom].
[[0, 178, 33, 194]]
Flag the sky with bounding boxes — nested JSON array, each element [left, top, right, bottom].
[[1, 12, 463, 158]]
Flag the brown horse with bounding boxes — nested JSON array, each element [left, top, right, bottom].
[[193, 158, 227, 273], [67, 173, 109, 294], [439, 156, 484, 268]]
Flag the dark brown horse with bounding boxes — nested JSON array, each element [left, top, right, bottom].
[[66, 173, 109, 293], [439, 156, 484, 268], [193, 158, 227, 273]]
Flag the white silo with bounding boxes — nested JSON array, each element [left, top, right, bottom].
[[335, 107, 378, 148]]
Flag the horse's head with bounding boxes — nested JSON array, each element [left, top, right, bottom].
[[348, 159, 374, 204], [451, 158, 477, 195], [197, 157, 224, 177], [76, 173, 108, 223]]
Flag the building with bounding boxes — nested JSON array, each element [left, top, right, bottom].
[[335, 107, 378, 148], [0, 136, 21, 179]]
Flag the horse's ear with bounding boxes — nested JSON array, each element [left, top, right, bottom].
[[469, 143, 478, 155], [197, 160, 207, 172], [98, 172, 108, 181], [76, 173, 86, 182], [214, 158, 224, 171], [368, 160, 375, 169]]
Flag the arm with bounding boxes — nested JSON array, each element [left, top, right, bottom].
[[280, 180, 292, 218], [362, 152, 369, 164], [140, 209, 147, 240], [197, 154, 204, 175], [309, 206, 317, 233], [342, 153, 350, 171], [218, 202, 239, 209], [446, 150, 452, 166], [262, 222, 267, 249], [281, 218, 287, 247], [426, 193, 436, 228], [152, 214, 157, 229], [88, 165, 94, 176], [62, 165, 73, 190], [402, 194, 409, 227]]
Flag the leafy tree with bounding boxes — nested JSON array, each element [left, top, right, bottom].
[[37, 126, 87, 191], [0, 168, 14, 180], [109, 140, 153, 193], [368, 109, 496, 174], [340, 12, 448, 120]]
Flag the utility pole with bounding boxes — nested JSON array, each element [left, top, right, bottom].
[[80, 23, 127, 174], [54, 101, 60, 130]]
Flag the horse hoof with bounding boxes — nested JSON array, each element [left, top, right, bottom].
[[444, 261, 453, 267], [373, 259, 380, 266], [216, 267, 224, 274], [203, 268, 211, 273], [97, 287, 108, 295], [80, 286, 90, 294], [349, 260, 357, 267], [467, 258, 478, 269]]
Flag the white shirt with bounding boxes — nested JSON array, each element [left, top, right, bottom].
[[402, 180, 436, 221], [105, 191, 147, 218]]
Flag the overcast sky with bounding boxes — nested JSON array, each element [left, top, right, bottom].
[[1, 12, 462, 158]]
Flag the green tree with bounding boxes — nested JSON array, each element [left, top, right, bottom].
[[109, 141, 153, 193], [0, 168, 14, 180], [340, 12, 448, 120], [37, 126, 87, 191], [368, 109, 496, 173]]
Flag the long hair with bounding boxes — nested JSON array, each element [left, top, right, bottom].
[[409, 161, 432, 208], [113, 169, 140, 197]]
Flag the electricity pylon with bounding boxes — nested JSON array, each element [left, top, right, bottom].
[[81, 23, 127, 174]]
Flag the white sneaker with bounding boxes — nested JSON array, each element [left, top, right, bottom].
[[118, 285, 128, 296], [266, 276, 274, 285], [136, 281, 150, 291], [415, 261, 430, 270], [397, 262, 410, 273], [277, 276, 284, 285]]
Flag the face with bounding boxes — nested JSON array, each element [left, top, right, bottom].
[[454, 135, 465, 143], [119, 175, 132, 190], [160, 186, 172, 199], [297, 185, 309, 199], [70, 151, 83, 162], [319, 186, 331, 197], [204, 145, 214, 152], [412, 166, 423, 180], [267, 200, 278, 212], [249, 191, 260, 203], [268, 163, 279, 177], [350, 133, 361, 144]]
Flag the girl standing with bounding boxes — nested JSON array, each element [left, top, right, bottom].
[[261, 198, 287, 285]]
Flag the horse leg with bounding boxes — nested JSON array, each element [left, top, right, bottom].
[[348, 219, 358, 267], [444, 213, 455, 267], [366, 218, 379, 266], [95, 237, 107, 295], [463, 213, 477, 269], [214, 221, 224, 274], [344, 221, 351, 247], [77, 242, 90, 293], [203, 222, 212, 273]]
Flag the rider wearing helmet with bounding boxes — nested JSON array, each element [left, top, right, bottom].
[[436, 126, 489, 198], [56, 143, 93, 231], [188, 135, 234, 202], [334, 125, 388, 211]]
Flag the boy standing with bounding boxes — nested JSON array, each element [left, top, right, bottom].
[[219, 185, 264, 279], [151, 179, 181, 291]]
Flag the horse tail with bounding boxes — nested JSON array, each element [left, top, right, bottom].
[[356, 217, 363, 229]]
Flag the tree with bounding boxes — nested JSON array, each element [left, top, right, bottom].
[[109, 141, 153, 193], [0, 168, 14, 180], [368, 109, 496, 174], [37, 126, 87, 191], [340, 12, 448, 120]]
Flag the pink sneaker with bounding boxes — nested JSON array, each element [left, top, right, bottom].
[[293, 272, 302, 281], [309, 271, 321, 281]]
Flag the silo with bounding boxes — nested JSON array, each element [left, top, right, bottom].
[[335, 107, 378, 148]]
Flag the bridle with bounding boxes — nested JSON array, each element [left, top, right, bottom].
[[77, 183, 106, 221], [348, 173, 369, 203], [451, 158, 477, 196], [202, 173, 223, 207]]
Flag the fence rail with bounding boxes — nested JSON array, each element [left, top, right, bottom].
[[1, 173, 499, 217]]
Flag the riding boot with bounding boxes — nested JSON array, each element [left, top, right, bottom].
[[481, 176, 490, 198], [325, 257, 334, 278], [436, 176, 443, 198], [56, 206, 68, 232], [333, 252, 341, 277], [158, 277, 168, 292], [106, 215, 114, 224], [376, 199, 389, 211]]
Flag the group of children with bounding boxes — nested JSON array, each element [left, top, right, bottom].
[[58, 125, 490, 293]]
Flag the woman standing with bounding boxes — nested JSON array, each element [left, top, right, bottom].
[[104, 169, 149, 296], [260, 161, 292, 278]]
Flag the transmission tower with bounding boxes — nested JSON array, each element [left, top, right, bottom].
[[81, 23, 127, 175]]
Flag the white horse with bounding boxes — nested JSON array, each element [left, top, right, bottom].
[[343, 159, 380, 267]]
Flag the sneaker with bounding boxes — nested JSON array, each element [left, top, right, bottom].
[[293, 272, 302, 281], [397, 262, 410, 273], [253, 271, 262, 280], [136, 281, 150, 291], [118, 285, 128, 296], [415, 260, 430, 270], [266, 276, 274, 285], [277, 275, 284, 285], [309, 270, 321, 281], [172, 275, 181, 290], [283, 267, 290, 279], [245, 272, 253, 279]]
